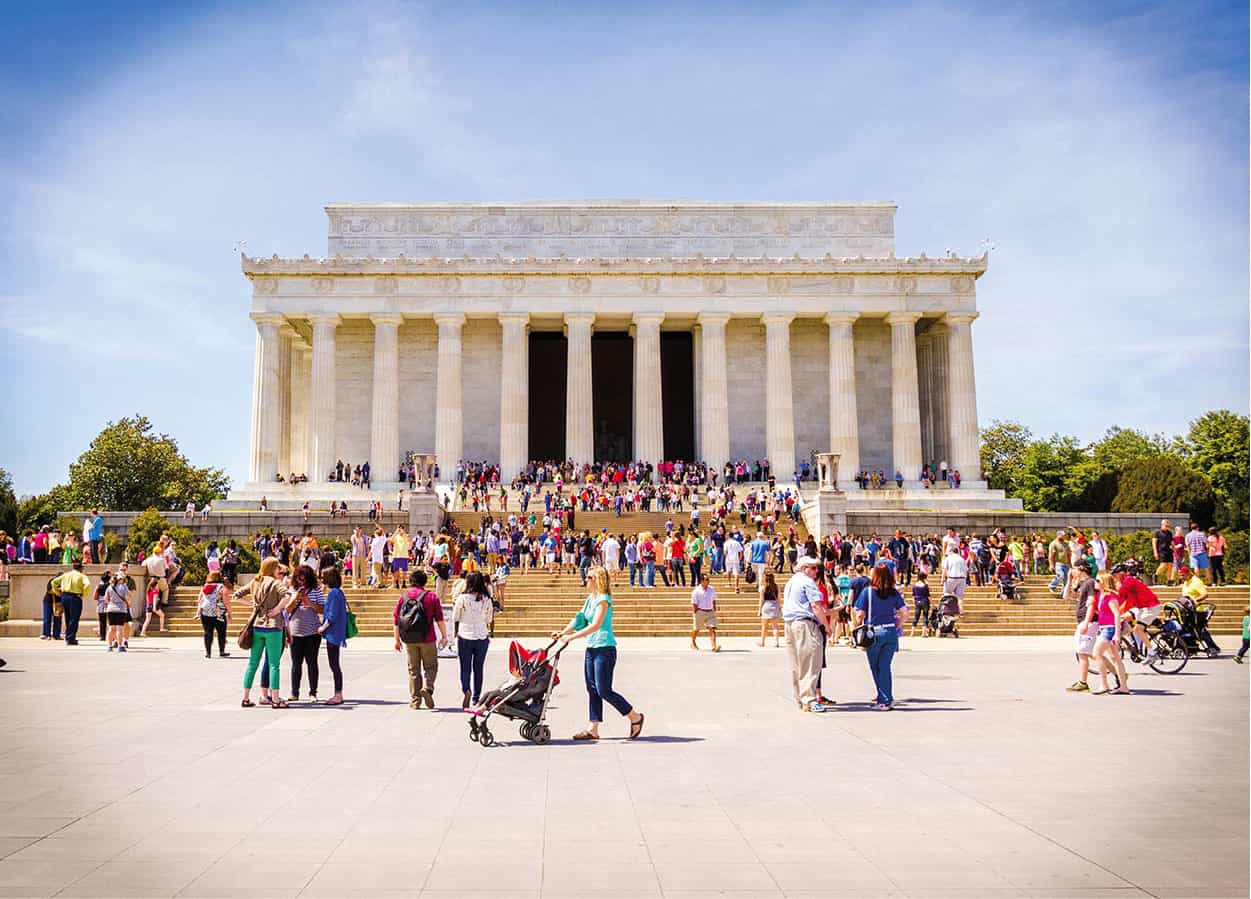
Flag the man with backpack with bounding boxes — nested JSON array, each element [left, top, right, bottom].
[[393, 570, 448, 709]]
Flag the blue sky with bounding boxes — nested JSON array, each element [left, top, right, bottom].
[[1, 0, 1247, 496]]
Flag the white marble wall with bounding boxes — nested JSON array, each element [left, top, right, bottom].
[[333, 319, 374, 465], [790, 318, 830, 471], [398, 319, 438, 457], [725, 318, 767, 460], [853, 318, 894, 473], [461, 318, 503, 463]]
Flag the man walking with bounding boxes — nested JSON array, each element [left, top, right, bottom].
[[781, 556, 831, 713], [350, 527, 368, 589], [394, 571, 448, 709], [690, 574, 721, 652], [748, 531, 771, 595], [369, 528, 389, 587], [941, 545, 968, 613], [1047, 530, 1070, 595], [51, 561, 91, 645], [1151, 519, 1174, 586], [723, 531, 744, 593], [1184, 522, 1210, 584]]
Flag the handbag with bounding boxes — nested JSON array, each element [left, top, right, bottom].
[[345, 599, 359, 640], [237, 608, 258, 650], [852, 587, 876, 649]]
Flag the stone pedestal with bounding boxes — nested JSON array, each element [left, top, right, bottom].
[[408, 489, 442, 533]]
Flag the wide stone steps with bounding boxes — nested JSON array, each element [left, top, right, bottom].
[[153, 577, 1248, 638]]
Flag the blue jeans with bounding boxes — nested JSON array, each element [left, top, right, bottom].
[[711, 547, 723, 574], [584, 646, 632, 723], [42, 596, 62, 639], [1049, 564, 1069, 592], [458, 637, 489, 702], [628, 563, 639, 587], [61, 594, 84, 643], [644, 561, 655, 587], [865, 629, 899, 705], [689, 559, 702, 583]]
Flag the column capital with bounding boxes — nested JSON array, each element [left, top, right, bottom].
[[278, 322, 299, 339], [307, 313, 341, 329], [824, 312, 860, 327], [761, 311, 795, 328], [251, 312, 286, 327], [631, 312, 665, 328], [696, 311, 732, 328], [885, 311, 921, 326], [370, 313, 403, 327], [498, 312, 530, 327], [563, 312, 596, 327], [433, 312, 466, 331], [944, 312, 979, 326]]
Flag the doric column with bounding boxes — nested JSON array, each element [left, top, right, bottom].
[[369, 314, 402, 479], [498, 313, 530, 478], [888, 312, 923, 481], [825, 312, 860, 485], [434, 313, 466, 479], [277, 324, 295, 476], [564, 312, 595, 464], [945, 312, 982, 481], [247, 313, 284, 484], [307, 313, 340, 483], [289, 340, 311, 478], [697, 312, 731, 473], [762, 312, 796, 482], [632, 312, 665, 464]]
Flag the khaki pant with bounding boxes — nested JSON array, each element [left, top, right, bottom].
[[785, 619, 823, 709], [352, 555, 366, 588], [404, 641, 438, 704], [371, 561, 386, 585]]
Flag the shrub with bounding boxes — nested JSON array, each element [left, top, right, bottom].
[[125, 509, 196, 559], [1112, 456, 1216, 528], [1105, 531, 1155, 567]]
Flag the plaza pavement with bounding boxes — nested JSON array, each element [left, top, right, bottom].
[[0, 635, 1246, 899]]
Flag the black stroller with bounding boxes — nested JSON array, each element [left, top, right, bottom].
[[930, 593, 961, 638], [467, 639, 563, 746], [1161, 597, 1221, 658]]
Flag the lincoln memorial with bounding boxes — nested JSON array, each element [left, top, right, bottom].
[[234, 201, 1018, 510]]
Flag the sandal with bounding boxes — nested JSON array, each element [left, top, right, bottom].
[[272, 699, 289, 708], [628, 713, 645, 739], [324, 697, 344, 706], [572, 730, 598, 741], [241, 699, 255, 707]]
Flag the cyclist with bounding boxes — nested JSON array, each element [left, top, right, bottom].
[[1111, 563, 1163, 665]]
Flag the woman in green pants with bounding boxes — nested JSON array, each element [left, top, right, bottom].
[[239, 558, 296, 708]]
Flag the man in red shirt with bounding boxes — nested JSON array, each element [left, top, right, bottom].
[[393, 570, 448, 709], [1112, 566, 1162, 663]]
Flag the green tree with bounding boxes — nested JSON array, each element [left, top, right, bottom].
[[65, 416, 230, 512], [979, 420, 1033, 495], [1072, 427, 1173, 512], [0, 469, 16, 535], [1112, 456, 1216, 527], [1179, 410, 1249, 529], [1015, 435, 1091, 512], [16, 485, 71, 532]]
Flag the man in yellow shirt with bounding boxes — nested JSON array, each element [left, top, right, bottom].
[[1178, 566, 1208, 604], [390, 527, 411, 588], [51, 561, 92, 645]]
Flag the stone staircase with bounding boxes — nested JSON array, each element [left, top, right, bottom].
[[157, 574, 1249, 639]]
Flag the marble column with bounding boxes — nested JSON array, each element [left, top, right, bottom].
[[277, 324, 295, 477], [888, 312, 923, 481], [434, 313, 465, 479], [825, 312, 860, 485], [370, 314, 402, 479], [289, 340, 311, 478], [564, 312, 595, 464], [307, 313, 340, 484], [762, 312, 796, 482], [697, 312, 731, 473], [246, 314, 284, 484], [498, 313, 530, 478], [945, 312, 982, 481], [632, 312, 665, 463]]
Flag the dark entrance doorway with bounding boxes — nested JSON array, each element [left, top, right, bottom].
[[592, 332, 633, 461], [661, 332, 695, 461], [528, 332, 566, 461]]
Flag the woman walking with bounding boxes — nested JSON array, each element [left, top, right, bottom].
[[552, 566, 645, 741], [239, 557, 296, 708], [1083, 572, 1130, 694], [318, 565, 348, 705], [104, 570, 133, 652], [287, 565, 325, 702], [853, 563, 908, 710], [453, 571, 493, 708], [759, 570, 783, 647], [198, 571, 231, 658]]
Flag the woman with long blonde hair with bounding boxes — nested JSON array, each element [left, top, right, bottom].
[[1082, 572, 1129, 695], [552, 566, 645, 741]]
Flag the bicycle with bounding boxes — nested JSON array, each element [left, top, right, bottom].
[[1118, 619, 1189, 674]]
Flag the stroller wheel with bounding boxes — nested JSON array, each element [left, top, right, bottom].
[[534, 725, 551, 745], [468, 719, 479, 742], [520, 723, 535, 741], [480, 727, 494, 747]]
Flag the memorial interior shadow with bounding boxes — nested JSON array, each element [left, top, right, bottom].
[[592, 332, 632, 461], [660, 331, 694, 461], [529, 332, 567, 461]]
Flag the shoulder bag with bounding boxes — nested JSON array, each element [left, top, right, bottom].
[[852, 587, 877, 649], [345, 594, 359, 640]]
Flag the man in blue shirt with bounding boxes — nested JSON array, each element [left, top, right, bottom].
[[87, 510, 104, 564], [781, 556, 832, 712], [748, 532, 771, 595]]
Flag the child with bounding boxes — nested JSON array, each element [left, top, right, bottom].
[[911, 574, 932, 637], [1235, 607, 1249, 664]]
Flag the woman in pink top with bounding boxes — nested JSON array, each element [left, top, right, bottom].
[[1081, 572, 1129, 695], [1207, 529, 1227, 586]]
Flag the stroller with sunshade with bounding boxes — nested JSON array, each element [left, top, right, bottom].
[[467, 639, 563, 746]]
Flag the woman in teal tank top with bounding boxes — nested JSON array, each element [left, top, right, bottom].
[[552, 566, 645, 741]]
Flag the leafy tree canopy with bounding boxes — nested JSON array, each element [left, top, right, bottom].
[[64, 416, 230, 512], [0, 468, 16, 535], [1179, 410, 1249, 529], [1111, 456, 1216, 528]]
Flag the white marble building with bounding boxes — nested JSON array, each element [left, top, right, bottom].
[[235, 200, 1018, 510]]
